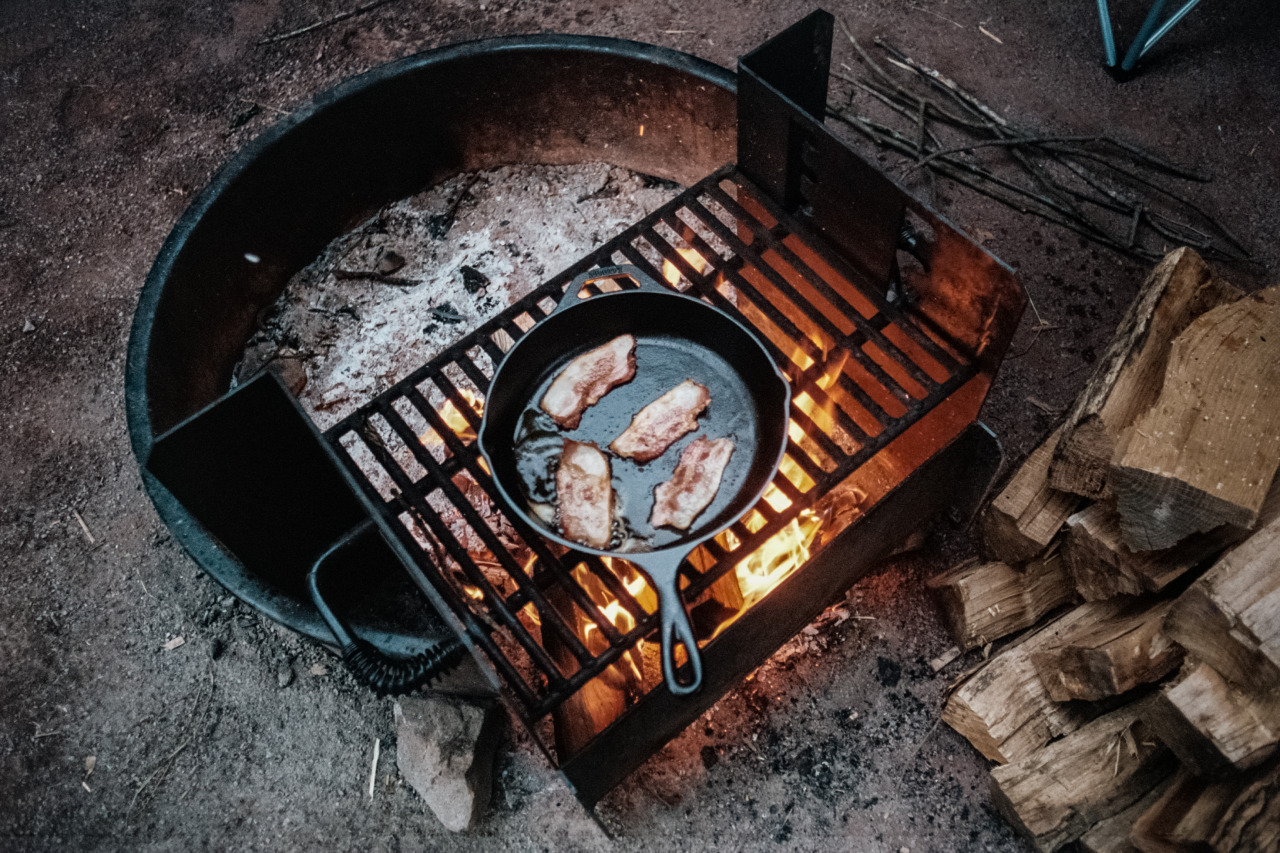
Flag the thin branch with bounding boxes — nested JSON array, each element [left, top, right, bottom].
[[258, 0, 402, 45], [912, 135, 1107, 170]]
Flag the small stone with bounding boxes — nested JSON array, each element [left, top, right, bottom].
[[276, 665, 294, 688], [309, 663, 327, 677], [377, 250, 406, 274], [22, 319, 35, 333], [426, 213, 454, 239], [395, 695, 501, 832], [459, 265, 489, 293]]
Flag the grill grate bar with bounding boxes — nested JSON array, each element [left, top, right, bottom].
[[399, 381, 641, 642], [334, 419, 547, 705], [691, 189, 925, 409], [703, 181, 959, 382], [677, 196, 905, 427], [375, 402, 607, 666]]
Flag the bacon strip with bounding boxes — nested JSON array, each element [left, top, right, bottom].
[[540, 334, 637, 430], [556, 440, 614, 548], [650, 436, 736, 530], [609, 379, 711, 463]]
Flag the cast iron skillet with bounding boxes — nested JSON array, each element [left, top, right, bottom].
[[479, 266, 791, 695]]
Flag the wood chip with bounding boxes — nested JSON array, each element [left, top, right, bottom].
[[72, 509, 96, 545], [163, 636, 186, 651], [978, 25, 1004, 44], [930, 646, 962, 672], [368, 737, 380, 800], [1026, 396, 1060, 415], [84, 755, 96, 777]]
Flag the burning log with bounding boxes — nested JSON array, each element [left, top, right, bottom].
[[980, 426, 1083, 564], [989, 695, 1175, 853], [1048, 248, 1241, 500], [1111, 286, 1280, 551], [926, 551, 1075, 651], [1028, 599, 1182, 702], [941, 609, 1100, 764], [544, 562, 652, 759], [1144, 660, 1280, 776]]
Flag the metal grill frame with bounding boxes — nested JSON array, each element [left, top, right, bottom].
[[316, 11, 1025, 805], [323, 162, 976, 707]]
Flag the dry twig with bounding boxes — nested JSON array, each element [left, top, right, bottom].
[[829, 20, 1247, 264], [258, 0, 402, 45]]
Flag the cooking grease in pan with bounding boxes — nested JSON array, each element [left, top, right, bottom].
[[512, 409, 651, 552], [510, 336, 756, 552]]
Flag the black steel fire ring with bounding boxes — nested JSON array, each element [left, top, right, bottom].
[[125, 34, 737, 653]]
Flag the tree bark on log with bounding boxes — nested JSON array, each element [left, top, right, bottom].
[[981, 426, 1083, 564], [1049, 247, 1241, 500]]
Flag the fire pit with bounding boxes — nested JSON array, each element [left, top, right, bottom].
[[127, 12, 1024, 807]]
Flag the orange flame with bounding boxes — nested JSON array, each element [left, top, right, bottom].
[[573, 558, 653, 684], [662, 245, 708, 287], [422, 388, 484, 446]]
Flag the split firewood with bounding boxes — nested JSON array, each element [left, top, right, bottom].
[[1209, 757, 1280, 852], [1130, 768, 1233, 853], [1062, 500, 1239, 601], [1131, 760, 1280, 853], [980, 426, 1083, 564], [1165, 510, 1280, 696], [989, 695, 1175, 853], [1111, 286, 1280, 551], [1049, 248, 1241, 500], [1144, 659, 1280, 776], [1029, 599, 1182, 702], [1077, 782, 1169, 853], [942, 609, 1099, 764], [926, 549, 1075, 651]]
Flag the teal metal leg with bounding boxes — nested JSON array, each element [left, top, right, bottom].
[[1094, 0, 1205, 76], [1096, 0, 1118, 66]]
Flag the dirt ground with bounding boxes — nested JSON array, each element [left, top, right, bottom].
[[2, 1, 1277, 851]]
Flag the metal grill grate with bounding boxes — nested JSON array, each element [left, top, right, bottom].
[[322, 165, 979, 721]]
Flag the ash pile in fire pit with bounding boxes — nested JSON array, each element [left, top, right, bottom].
[[234, 163, 681, 430]]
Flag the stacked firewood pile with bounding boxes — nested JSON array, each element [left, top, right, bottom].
[[929, 248, 1280, 852]]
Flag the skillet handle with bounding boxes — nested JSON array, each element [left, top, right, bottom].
[[556, 264, 669, 313], [641, 559, 704, 696]]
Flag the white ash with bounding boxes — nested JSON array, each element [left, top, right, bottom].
[[236, 162, 681, 431]]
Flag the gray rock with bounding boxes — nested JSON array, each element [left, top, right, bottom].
[[394, 694, 501, 832], [276, 664, 294, 688]]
